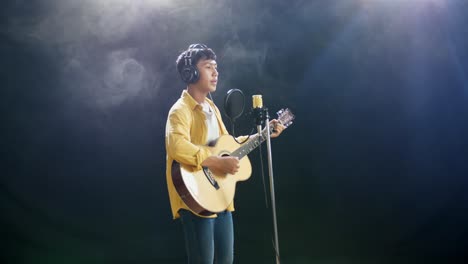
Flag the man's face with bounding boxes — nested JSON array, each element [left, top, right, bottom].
[[194, 58, 218, 93]]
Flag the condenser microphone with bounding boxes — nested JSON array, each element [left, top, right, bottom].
[[252, 95, 263, 136], [252, 94, 263, 109]]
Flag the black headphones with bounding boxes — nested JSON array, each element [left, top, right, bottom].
[[180, 44, 208, 84]]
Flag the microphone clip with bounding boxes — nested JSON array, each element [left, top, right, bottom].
[[253, 107, 265, 127]]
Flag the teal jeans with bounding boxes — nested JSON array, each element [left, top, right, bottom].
[[179, 209, 234, 264]]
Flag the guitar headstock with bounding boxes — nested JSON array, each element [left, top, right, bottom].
[[276, 108, 295, 128]]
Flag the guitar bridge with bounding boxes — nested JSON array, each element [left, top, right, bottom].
[[202, 167, 220, 190]]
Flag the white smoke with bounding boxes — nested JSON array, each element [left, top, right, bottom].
[[6, 0, 175, 109], [96, 49, 148, 107], [30, 0, 171, 44], [4, 0, 276, 108], [222, 41, 269, 77]]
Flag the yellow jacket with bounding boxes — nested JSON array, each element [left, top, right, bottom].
[[165, 90, 234, 219]]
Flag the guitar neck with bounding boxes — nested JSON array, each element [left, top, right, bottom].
[[231, 124, 274, 159]]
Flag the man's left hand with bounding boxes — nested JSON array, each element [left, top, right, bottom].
[[270, 119, 285, 138]]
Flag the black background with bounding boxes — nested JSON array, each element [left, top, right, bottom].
[[2, 0, 468, 263]]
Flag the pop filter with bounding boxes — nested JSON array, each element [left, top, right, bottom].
[[223, 89, 245, 123]]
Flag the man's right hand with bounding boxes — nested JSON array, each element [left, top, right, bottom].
[[201, 156, 240, 175]]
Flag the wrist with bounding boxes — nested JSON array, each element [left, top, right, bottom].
[[201, 156, 218, 167]]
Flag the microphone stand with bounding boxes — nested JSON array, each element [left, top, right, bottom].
[[260, 107, 281, 264]]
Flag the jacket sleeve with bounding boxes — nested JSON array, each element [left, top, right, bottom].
[[235, 135, 250, 143], [166, 108, 212, 171]]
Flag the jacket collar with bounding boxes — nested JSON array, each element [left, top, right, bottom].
[[181, 90, 216, 111]]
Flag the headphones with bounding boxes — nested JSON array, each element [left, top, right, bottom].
[[180, 44, 208, 84]]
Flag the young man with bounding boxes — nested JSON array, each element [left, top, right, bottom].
[[165, 44, 284, 264]]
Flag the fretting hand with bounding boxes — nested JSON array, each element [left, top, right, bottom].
[[270, 119, 285, 138]]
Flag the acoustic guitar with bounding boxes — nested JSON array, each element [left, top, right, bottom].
[[172, 108, 295, 216]]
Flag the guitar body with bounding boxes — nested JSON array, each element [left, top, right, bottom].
[[172, 134, 252, 216]]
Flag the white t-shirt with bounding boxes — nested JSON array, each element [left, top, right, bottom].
[[201, 101, 220, 144]]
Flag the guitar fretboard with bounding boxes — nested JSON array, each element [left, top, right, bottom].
[[231, 124, 274, 159]]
